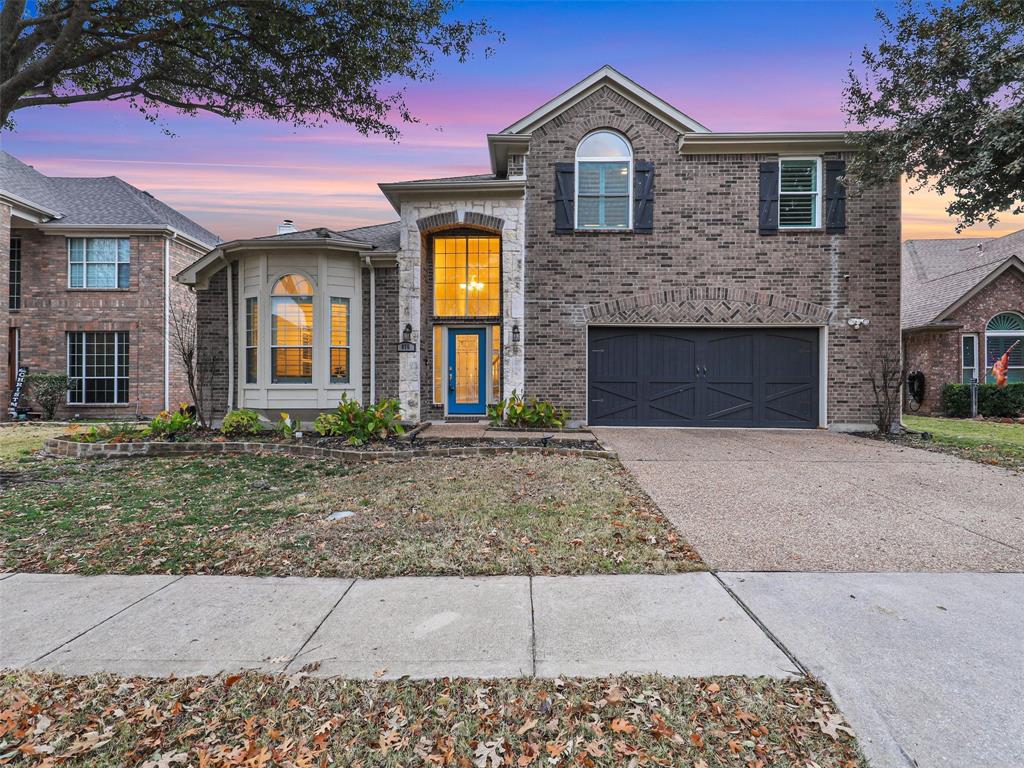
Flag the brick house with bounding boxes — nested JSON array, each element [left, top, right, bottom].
[[180, 66, 901, 430], [903, 231, 1024, 414], [1, 151, 219, 419]]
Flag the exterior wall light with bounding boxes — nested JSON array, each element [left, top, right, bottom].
[[398, 323, 416, 352], [847, 318, 870, 330], [511, 323, 521, 344]]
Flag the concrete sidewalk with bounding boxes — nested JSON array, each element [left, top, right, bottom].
[[0, 572, 794, 679]]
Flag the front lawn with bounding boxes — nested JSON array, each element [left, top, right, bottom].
[[0, 452, 702, 577], [903, 414, 1024, 471], [0, 424, 67, 468], [0, 670, 863, 768]]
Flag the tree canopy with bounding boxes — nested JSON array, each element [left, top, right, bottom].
[[0, 0, 500, 136], [844, 0, 1024, 229]]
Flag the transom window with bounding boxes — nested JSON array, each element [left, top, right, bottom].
[[67, 331, 129, 404], [986, 311, 1024, 383], [576, 130, 632, 230], [433, 235, 501, 317], [779, 158, 821, 229], [68, 237, 129, 289], [271, 274, 313, 383]]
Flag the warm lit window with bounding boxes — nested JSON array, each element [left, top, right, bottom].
[[986, 312, 1024, 383], [68, 238, 129, 288], [330, 298, 350, 383], [433, 235, 500, 317], [491, 325, 501, 402], [245, 297, 258, 384], [67, 331, 129, 404], [778, 158, 821, 229], [576, 130, 632, 229], [271, 274, 313, 383]]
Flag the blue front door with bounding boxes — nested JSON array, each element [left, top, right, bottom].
[[448, 328, 487, 414]]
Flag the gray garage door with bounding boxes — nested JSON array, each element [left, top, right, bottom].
[[588, 327, 819, 428]]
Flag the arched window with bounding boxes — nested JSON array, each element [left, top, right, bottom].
[[271, 274, 313, 383], [576, 130, 632, 230], [985, 311, 1024, 384]]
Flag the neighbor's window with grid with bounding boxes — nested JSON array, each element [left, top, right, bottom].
[[329, 297, 350, 384], [779, 159, 820, 229], [67, 331, 129, 404], [9, 235, 21, 310], [68, 238, 130, 288], [433, 235, 500, 317]]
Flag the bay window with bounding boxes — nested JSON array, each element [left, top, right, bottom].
[[271, 274, 313, 383], [329, 298, 350, 383]]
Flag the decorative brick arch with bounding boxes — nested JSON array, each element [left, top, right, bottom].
[[416, 210, 504, 235], [585, 287, 833, 326], [532, 85, 678, 149]]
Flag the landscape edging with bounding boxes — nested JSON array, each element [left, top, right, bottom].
[[42, 437, 617, 462]]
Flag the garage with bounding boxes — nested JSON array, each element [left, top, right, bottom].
[[587, 327, 820, 428]]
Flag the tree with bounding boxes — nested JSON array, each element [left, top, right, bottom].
[[867, 345, 905, 434], [844, 0, 1024, 229], [168, 295, 209, 427], [0, 0, 500, 136]]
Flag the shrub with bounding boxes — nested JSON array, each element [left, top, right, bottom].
[[25, 373, 69, 420], [220, 408, 263, 438], [314, 395, 405, 446], [79, 422, 143, 443], [275, 412, 302, 439], [145, 403, 198, 439], [940, 383, 1024, 418], [488, 390, 569, 429]]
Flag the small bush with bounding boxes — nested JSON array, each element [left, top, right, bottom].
[[314, 395, 405, 446], [940, 383, 1024, 418], [145, 403, 198, 439], [220, 409, 263, 438], [275, 412, 302, 439], [25, 373, 69, 420], [79, 422, 143, 443], [488, 390, 569, 429]]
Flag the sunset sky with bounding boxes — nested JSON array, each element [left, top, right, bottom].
[[3, 0, 1021, 243]]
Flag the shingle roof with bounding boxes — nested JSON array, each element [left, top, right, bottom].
[[383, 173, 497, 185], [250, 221, 399, 251], [0, 151, 219, 247], [902, 231, 1024, 329]]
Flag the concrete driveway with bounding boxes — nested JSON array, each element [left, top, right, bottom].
[[596, 428, 1024, 571]]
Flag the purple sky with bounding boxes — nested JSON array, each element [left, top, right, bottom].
[[4, 0, 1021, 242]]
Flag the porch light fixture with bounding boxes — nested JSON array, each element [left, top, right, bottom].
[[398, 323, 416, 352], [847, 318, 870, 330], [511, 324, 521, 344]]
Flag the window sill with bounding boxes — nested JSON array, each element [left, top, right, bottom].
[[560, 229, 638, 235], [66, 287, 134, 292], [66, 403, 133, 408]]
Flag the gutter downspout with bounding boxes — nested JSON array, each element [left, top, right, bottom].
[[164, 236, 172, 412], [220, 255, 234, 412], [364, 255, 376, 402]]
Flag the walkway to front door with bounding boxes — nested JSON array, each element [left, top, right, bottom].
[[447, 328, 487, 414]]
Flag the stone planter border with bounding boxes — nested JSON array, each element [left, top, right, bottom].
[[43, 437, 616, 462]]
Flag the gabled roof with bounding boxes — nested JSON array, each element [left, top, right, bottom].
[[378, 173, 524, 212], [498, 65, 711, 136], [176, 221, 400, 288], [0, 151, 219, 248], [902, 230, 1024, 330]]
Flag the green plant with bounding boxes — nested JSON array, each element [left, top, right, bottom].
[[77, 422, 143, 444], [939, 383, 1024, 418], [144, 404, 198, 440], [275, 412, 302, 440], [25, 373, 69, 420], [221, 409, 263, 438], [488, 390, 569, 429], [314, 395, 405, 446]]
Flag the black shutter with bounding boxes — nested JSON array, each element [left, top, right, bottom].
[[554, 162, 575, 233], [633, 161, 655, 233], [758, 162, 779, 235], [824, 159, 847, 233]]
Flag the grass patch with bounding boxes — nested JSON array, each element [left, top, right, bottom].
[[903, 414, 1024, 471], [0, 670, 863, 767], [0, 452, 702, 577], [0, 425, 67, 468]]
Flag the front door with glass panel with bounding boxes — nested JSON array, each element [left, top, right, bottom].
[[448, 328, 487, 414]]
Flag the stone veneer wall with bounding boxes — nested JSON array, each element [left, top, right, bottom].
[[396, 199, 526, 421], [904, 268, 1024, 415], [521, 85, 901, 428]]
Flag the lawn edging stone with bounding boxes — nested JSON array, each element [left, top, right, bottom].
[[42, 436, 617, 462]]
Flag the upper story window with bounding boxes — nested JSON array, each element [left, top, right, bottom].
[[778, 158, 821, 229], [271, 274, 313, 383], [576, 131, 632, 230], [986, 312, 1024, 384], [433, 234, 501, 317], [68, 237, 129, 289]]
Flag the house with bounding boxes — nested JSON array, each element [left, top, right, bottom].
[[0, 151, 219, 418], [903, 231, 1024, 414], [178, 66, 901, 430]]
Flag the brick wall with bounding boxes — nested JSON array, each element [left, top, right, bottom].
[[904, 268, 1024, 415], [361, 265, 400, 403], [4, 228, 201, 419], [522, 85, 902, 426], [196, 265, 231, 420]]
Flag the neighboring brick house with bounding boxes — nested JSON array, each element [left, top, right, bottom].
[[1, 151, 219, 419], [181, 66, 901, 430], [903, 231, 1024, 415]]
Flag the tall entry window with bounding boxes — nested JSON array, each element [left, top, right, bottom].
[[433, 234, 500, 317], [271, 274, 313, 383]]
